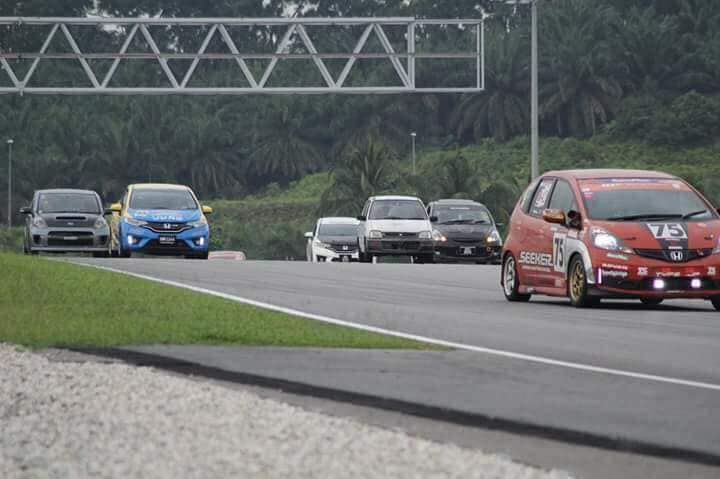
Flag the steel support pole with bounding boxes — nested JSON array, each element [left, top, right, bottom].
[[530, 0, 539, 180], [411, 133, 417, 175], [7, 139, 13, 229]]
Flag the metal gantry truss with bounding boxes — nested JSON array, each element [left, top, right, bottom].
[[0, 17, 485, 95]]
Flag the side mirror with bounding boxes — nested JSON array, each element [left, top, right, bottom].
[[542, 208, 566, 225], [109, 203, 122, 214], [495, 222, 505, 228], [19, 206, 32, 215], [356, 215, 366, 222], [429, 216, 438, 223], [201, 205, 213, 215], [304, 232, 313, 239]]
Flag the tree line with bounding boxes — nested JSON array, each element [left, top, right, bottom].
[[1, 0, 719, 225]]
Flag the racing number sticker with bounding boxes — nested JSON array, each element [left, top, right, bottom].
[[552, 233, 566, 272], [647, 223, 688, 240]]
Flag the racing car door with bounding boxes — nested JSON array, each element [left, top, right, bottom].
[[545, 179, 579, 290], [519, 177, 556, 287]]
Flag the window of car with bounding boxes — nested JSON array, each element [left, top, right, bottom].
[[37, 193, 101, 214], [547, 179, 578, 215], [369, 200, 427, 220], [129, 189, 198, 210], [433, 205, 493, 225], [520, 178, 540, 214], [318, 224, 358, 237], [528, 178, 556, 217]]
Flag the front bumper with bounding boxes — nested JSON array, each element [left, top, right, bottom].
[[28, 226, 109, 252], [434, 241, 501, 263], [590, 251, 720, 299], [366, 238, 434, 256], [312, 245, 360, 262], [121, 222, 209, 255]]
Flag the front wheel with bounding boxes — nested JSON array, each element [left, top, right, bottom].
[[568, 255, 595, 308], [502, 254, 531, 302]]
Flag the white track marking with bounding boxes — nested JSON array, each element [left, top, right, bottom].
[[74, 261, 720, 392]]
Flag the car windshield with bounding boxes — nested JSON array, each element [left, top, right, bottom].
[[580, 179, 715, 221], [318, 224, 357, 237], [129, 189, 198, 210], [434, 205, 492, 225], [37, 193, 100, 214], [369, 200, 427, 220]]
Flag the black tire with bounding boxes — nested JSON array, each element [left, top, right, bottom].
[[641, 298, 664, 307], [567, 255, 595, 308], [711, 297, 720, 311], [502, 254, 531, 302]]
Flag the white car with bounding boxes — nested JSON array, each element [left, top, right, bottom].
[[305, 217, 360, 262], [357, 195, 435, 263]]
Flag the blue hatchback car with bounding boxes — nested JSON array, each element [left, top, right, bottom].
[[109, 184, 212, 259]]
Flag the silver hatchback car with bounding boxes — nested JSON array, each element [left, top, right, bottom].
[[20, 189, 110, 256]]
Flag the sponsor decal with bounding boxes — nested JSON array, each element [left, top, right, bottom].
[[552, 233, 566, 272], [601, 269, 628, 279], [709, 266, 717, 276], [657, 271, 681, 278], [519, 251, 553, 267], [520, 265, 552, 273], [602, 263, 628, 271], [647, 223, 688, 240], [606, 253, 629, 261], [638, 267, 649, 276]]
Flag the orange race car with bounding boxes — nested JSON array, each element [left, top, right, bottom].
[[501, 169, 720, 309]]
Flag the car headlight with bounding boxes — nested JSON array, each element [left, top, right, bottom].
[[125, 217, 148, 226], [94, 217, 108, 229], [591, 228, 633, 254], [418, 231, 432, 240], [314, 240, 332, 249], [369, 230, 383, 239], [189, 217, 207, 228], [432, 230, 447, 242], [486, 230, 502, 244], [32, 216, 47, 228]]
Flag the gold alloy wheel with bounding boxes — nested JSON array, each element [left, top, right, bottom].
[[569, 260, 585, 302]]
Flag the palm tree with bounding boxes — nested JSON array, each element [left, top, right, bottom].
[[539, 0, 624, 137], [320, 138, 396, 215], [450, 26, 529, 142]]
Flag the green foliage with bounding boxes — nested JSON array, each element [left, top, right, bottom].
[[0, 228, 23, 252]]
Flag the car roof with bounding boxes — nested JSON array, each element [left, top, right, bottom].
[[544, 169, 677, 180], [129, 183, 191, 191], [371, 195, 422, 201], [431, 199, 488, 207], [36, 188, 98, 195], [318, 217, 359, 225]]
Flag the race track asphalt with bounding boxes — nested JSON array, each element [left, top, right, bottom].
[[69, 258, 720, 462]]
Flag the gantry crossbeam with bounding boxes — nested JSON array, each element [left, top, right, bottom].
[[0, 16, 485, 95]]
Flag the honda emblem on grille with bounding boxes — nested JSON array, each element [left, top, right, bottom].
[[669, 251, 684, 262], [343, 245, 349, 251], [164, 223, 172, 230]]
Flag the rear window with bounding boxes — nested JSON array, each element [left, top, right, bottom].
[[129, 189, 198, 210], [37, 193, 100, 214], [369, 200, 427, 220], [578, 178, 716, 221]]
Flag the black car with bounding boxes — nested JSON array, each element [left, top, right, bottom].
[[20, 189, 110, 256], [427, 199, 502, 264]]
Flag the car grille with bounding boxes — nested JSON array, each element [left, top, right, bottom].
[[47, 231, 94, 246], [329, 244, 358, 253], [634, 248, 713, 263], [452, 238, 484, 244], [382, 241, 420, 250], [383, 232, 418, 238], [143, 222, 191, 233], [46, 216, 95, 227]]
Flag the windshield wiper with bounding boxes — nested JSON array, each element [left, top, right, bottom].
[[472, 220, 489, 224], [682, 209, 708, 219], [440, 219, 472, 225], [605, 213, 683, 221]]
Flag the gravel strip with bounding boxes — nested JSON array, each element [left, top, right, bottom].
[[0, 344, 572, 479]]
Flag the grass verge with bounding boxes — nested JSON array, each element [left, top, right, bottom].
[[0, 254, 431, 350]]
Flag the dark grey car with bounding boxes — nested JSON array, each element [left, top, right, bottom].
[[20, 189, 110, 256]]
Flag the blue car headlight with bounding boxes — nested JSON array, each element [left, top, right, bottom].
[[189, 218, 208, 229], [125, 217, 148, 227]]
